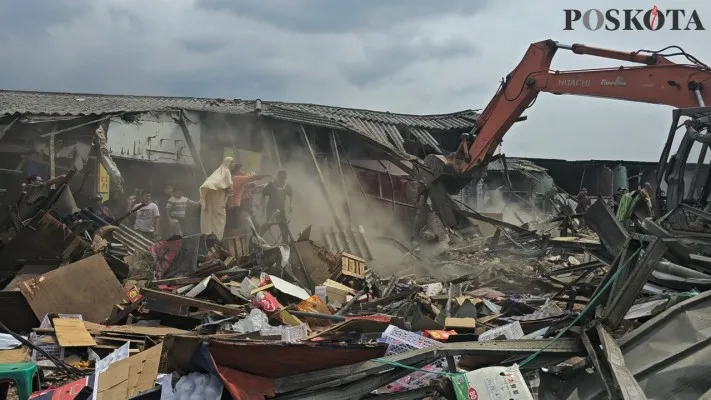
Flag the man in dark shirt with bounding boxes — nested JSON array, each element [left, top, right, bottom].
[[90, 193, 115, 222], [575, 188, 590, 214], [260, 170, 293, 243]]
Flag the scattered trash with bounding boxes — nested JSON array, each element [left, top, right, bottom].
[[0, 109, 709, 400]]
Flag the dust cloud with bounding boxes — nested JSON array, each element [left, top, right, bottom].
[[199, 113, 414, 270], [198, 115, 554, 278], [476, 188, 540, 226], [277, 147, 413, 268]]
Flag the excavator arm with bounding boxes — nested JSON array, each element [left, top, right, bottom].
[[454, 39, 711, 172]]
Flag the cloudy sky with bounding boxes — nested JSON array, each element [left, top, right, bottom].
[[1, 0, 709, 161]]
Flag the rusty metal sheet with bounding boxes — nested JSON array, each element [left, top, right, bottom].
[[209, 340, 386, 379]]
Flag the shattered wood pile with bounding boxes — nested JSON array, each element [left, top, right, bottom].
[[1, 173, 711, 400]]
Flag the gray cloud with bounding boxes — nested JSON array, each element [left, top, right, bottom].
[[0, 0, 92, 38], [0, 0, 485, 104], [197, 0, 492, 34], [1, 0, 709, 161], [342, 35, 478, 87]]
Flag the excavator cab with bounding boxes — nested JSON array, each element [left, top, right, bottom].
[[656, 106, 711, 232]]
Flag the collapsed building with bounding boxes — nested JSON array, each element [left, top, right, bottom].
[[1, 88, 711, 400], [0, 89, 481, 250]]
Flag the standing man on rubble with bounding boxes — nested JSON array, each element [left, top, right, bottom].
[[132, 191, 160, 239], [165, 186, 199, 237], [89, 193, 115, 223], [260, 170, 293, 243], [158, 184, 174, 238], [639, 182, 654, 218], [226, 164, 270, 237], [575, 188, 590, 214]]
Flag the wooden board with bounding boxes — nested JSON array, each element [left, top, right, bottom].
[[17, 254, 128, 323], [54, 318, 97, 347], [99, 325, 187, 337], [340, 253, 365, 279], [0, 348, 30, 364]]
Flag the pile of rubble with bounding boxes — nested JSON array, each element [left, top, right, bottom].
[[1, 178, 711, 400]]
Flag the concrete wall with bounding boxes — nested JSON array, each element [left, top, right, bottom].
[[107, 111, 201, 165]]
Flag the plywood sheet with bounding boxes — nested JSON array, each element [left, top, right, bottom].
[[54, 318, 97, 347], [17, 254, 127, 323]]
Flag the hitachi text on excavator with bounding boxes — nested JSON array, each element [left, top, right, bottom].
[[416, 39, 711, 233]]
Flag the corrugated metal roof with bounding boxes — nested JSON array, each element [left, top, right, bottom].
[[0, 90, 253, 115], [266, 102, 478, 131], [262, 103, 478, 155], [0, 89, 479, 157], [114, 224, 154, 255]]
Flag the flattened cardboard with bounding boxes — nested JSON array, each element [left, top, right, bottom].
[[17, 254, 127, 323], [268, 275, 310, 300], [127, 343, 163, 397], [444, 317, 477, 330], [97, 357, 130, 400], [54, 318, 97, 347]]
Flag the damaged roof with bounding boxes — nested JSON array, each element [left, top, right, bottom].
[[487, 158, 549, 174], [0, 90, 479, 156]]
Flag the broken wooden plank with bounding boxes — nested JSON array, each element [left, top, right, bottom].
[[53, 318, 97, 347], [141, 288, 246, 317]]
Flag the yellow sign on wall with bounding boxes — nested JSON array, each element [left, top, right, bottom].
[[98, 163, 110, 200], [223, 147, 262, 172]]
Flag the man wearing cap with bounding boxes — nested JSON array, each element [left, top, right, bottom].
[[90, 193, 115, 223]]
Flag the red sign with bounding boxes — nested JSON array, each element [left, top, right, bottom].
[[125, 287, 142, 303], [30, 376, 92, 399]]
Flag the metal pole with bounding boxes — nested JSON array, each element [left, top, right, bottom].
[[299, 124, 343, 230], [330, 130, 351, 223], [335, 287, 367, 316], [271, 127, 283, 169], [178, 110, 207, 179], [49, 126, 56, 178]]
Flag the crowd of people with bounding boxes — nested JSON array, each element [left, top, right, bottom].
[[61, 156, 294, 244], [573, 182, 657, 223]]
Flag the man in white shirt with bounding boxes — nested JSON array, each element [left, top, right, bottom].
[[165, 187, 199, 236], [132, 191, 160, 239]]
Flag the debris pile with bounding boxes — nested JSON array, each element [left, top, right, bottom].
[[1, 177, 711, 400]]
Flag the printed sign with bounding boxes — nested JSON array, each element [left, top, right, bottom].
[[98, 163, 110, 200]]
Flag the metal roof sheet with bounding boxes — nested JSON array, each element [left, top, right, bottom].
[[0, 90, 253, 115], [0, 89, 478, 157]]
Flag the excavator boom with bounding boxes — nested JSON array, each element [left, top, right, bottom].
[[455, 39, 711, 172]]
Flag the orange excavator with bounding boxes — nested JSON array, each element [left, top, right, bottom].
[[420, 39, 711, 230]]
